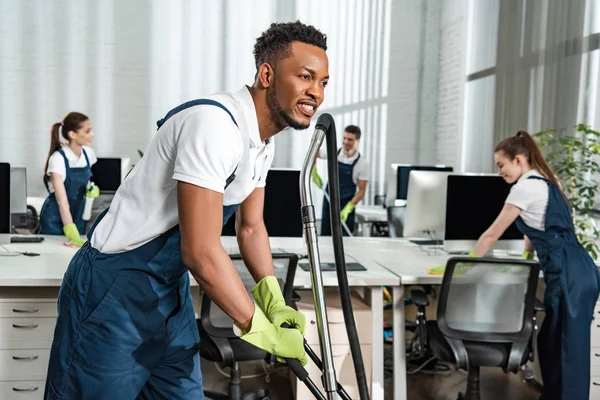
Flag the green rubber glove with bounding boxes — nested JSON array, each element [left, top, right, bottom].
[[63, 223, 86, 247], [86, 184, 100, 199], [251, 276, 306, 334], [234, 304, 308, 366], [311, 165, 323, 188], [522, 250, 535, 260], [340, 201, 355, 222], [428, 250, 477, 276]]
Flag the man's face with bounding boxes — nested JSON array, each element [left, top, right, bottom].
[[266, 41, 329, 130], [342, 132, 358, 152]]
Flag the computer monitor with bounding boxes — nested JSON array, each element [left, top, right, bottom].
[[91, 158, 130, 193], [0, 163, 11, 244], [386, 164, 454, 205], [403, 170, 452, 239], [10, 167, 27, 229], [222, 169, 303, 237], [444, 174, 523, 253]]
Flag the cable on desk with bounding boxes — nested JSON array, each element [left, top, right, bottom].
[[0, 245, 21, 257]]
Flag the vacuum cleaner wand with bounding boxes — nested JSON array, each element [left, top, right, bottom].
[[283, 113, 369, 400], [299, 121, 339, 399]]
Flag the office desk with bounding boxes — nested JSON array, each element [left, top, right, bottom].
[[0, 235, 399, 400]]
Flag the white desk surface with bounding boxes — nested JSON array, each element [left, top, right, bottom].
[[0, 235, 400, 288]]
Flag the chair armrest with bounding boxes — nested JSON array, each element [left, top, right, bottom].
[[411, 289, 430, 308], [534, 299, 545, 312], [199, 293, 238, 339]]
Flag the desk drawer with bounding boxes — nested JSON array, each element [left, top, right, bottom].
[[591, 379, 600, 399], [592, 349, 600, 375], [0, 318, 55, 348], [0, 303, 57, 318], [0, 381, 44, 400], [0, 350, 50, 381]]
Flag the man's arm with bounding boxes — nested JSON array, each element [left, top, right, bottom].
[[178, 181, 255, 330], [235, 187, 274, 283], [350, 180, 368, 205]]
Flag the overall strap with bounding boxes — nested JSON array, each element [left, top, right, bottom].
[[156, 99, 238, 129], [156, 99, 239, 190], [82, 148, 91, 168], [351, 152, 361, 166], [58, 149, 69, 172]]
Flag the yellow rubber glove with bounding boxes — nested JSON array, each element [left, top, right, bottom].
[[340, 201, 355, 222], [522, 250, 535, 260], [251, 276, 306, 335], [428, 250, 477, 275], [234, 304, 308, 366], [86, 184, 100, 199], [311, 165, 323, 188], [63, 223, 86, 247]]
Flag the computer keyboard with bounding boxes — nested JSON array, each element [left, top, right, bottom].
[[299, 262, 367, 272], [10, 236, 44, 244]]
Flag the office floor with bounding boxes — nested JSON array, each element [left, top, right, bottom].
[[201, 344, 543, 400]]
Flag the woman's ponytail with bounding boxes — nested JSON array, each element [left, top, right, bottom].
[[43, 123, 63, 186]]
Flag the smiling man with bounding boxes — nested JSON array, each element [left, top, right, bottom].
[[43, 21, 329, 400]]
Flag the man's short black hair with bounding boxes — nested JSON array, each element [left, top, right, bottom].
[[345, 125, 361, 140], [253, 21, 327, 70]]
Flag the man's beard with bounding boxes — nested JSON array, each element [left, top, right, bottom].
[[267, 84, 310, 131]]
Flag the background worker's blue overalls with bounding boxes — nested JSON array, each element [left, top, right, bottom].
[[515, 176, 600, 399], [321, 149, 360, 236], [40, 149, 92, 235], [44, 100, 239, 400]]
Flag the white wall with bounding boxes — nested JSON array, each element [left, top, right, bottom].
[[435, 0, 469, 170], [0, 0, 461, 205]]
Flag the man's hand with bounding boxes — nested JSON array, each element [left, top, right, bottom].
[[234, 304, 307, 365], [340, 201, 355, 222], [311, 165, 323, 188], [252, 276, 306, 334]]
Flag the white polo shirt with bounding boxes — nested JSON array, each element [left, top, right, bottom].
[[90, 86, 275, 253], [505, 169, 549, 231], [318, 148, 369, 184], [46, 145, 97, 193]]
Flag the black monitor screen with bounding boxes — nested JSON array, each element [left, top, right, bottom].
[[91, 158, 121, 192], [444, 175, 522, 240], [222, 169, 303, 237], [397, 165, 453, 200], [0, 163, 10, 234]]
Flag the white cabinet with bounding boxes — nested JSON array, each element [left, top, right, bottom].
[[0, 288, 60, 400]]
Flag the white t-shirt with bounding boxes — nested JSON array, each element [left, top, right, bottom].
[[46, 145, 97, 193], [90, 86, 275, 254], [318, 148, 369, 185], [504, 169, 549, 231]]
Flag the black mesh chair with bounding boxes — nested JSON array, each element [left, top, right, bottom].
[[198, 253, 299, 400], [424, 256, 541, 400]]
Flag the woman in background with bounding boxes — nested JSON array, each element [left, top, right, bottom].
[[40, 112, 99, 246], [471, 130, 600, 399]]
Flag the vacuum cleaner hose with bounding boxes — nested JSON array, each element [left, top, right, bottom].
[[319, 113, 370, 400]]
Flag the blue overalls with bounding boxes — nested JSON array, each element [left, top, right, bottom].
[[40, 149, 92, 235], [44, 100, 239, 400], [515, 176, 600, 399], [321, 149, 360, 236]]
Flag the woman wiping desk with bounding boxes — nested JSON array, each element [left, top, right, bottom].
[[435, 130, 599, 399], [39, 112, 100, 246]]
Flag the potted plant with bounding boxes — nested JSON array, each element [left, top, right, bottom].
[[533, 124, 600, 260]]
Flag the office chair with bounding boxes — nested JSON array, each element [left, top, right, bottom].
[[420, 257, 542, 400], [198, 253, 299, 400], [386, 205, 405, 237]]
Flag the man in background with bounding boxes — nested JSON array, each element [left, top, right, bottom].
[[312, 125, 369, 235]]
